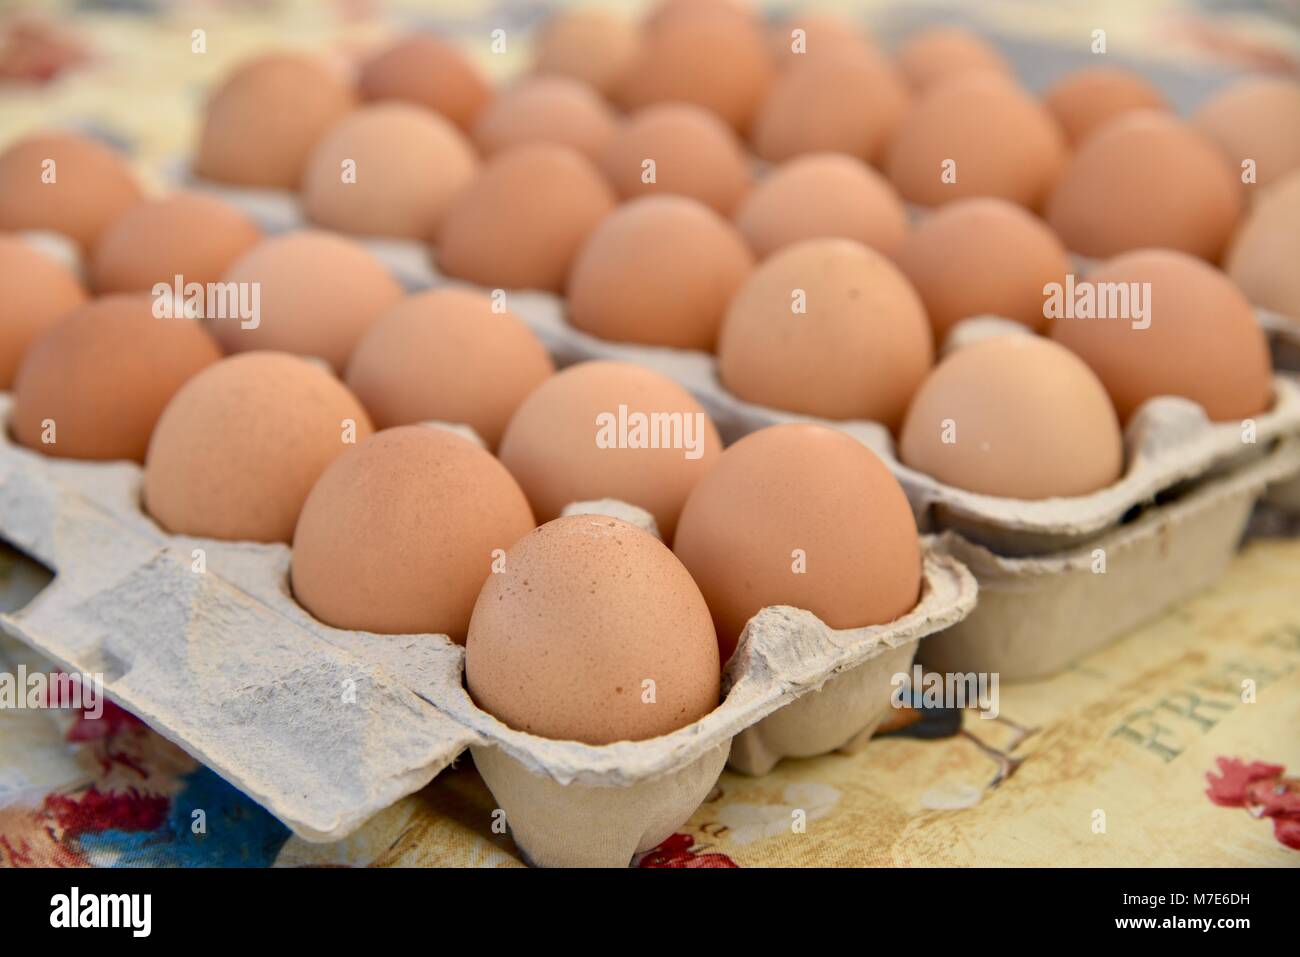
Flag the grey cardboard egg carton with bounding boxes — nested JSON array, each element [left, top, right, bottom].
[[0, 399, 975, 865]]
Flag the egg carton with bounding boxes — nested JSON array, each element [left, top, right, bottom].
[[0, 398, 975, 865]]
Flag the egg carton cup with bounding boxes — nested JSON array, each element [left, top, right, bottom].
[[0, 397, 974, 865], [918, 436, 1300, 682]]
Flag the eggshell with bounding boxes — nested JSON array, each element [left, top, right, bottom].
[[1225, 169, 1300, 320], [673, 423, 921, 664], [466, 514, 720, 745], [194, 52, 356, 190], [344, 287, 555, 448], [893, 197, 1070, 341], [885, 73, 1066, 209], [144, 352, 374, 543], [733, 152, 907, 260], [301, 103, 478, 241], [1050, 249, 1272, 423], [12, 294, 221, 463], [437, 144, 616, 293], [599, 103, 753, 214], [899, 336, 1123, 499], [89, 192, 262, 294], [0, 132, 143, 251], [473, 76, 619, 162], [895, 26, 1012, 92], [567, 195, 753, 350], [0, 235, 87, 389], [532, 8, 642, 97], [291, 425, 535, 641], [768, 12, 878, 70], [497, 360, 722, 541], [212, 231, 403, 371], [617, 5, 773, 134], [1043, 65, 1168, 146], [717, 238, 933, 430], [646, 0, 757, 29], [1045, 111, 1242, 262], [357, 34, 491, 133], [1192, 77, 1300, 191], [751, 47, 909, 165]]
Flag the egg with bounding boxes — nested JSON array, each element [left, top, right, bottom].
[[567, 195, 753, 350], [751, 47, 909, 165], [1050, 249, 1272, 423], [768, 12, 878, 70], [617, 4, 773, 134], [674, 423, 921, 664], [599, 103, 753, 214], [12, 294, 221, 463], [466, 515, 720, 744], [194, 52, 355, 189], [291, 425, 535, 641], [437, 144, 616, 293], [646, 0, 757, 27], [717, 238, 933, 429], [1225, 169, 1300, 320], [357, 34, 491, 133], [1043, 65, 1168, 146], [1192, 77, 1300, 191], [344, 287, 554, 448], [733, 152, 907, 260], [0, 236, 87, 389], [532, 8, 642, 98], [900, 336, 1123, 499], [301, 103, 478, 241], [497, 360, 722, 541], [886, 73, 1066, 209], [473, 76, 618, 162], [144, 352, 373, 543], [89, 192, 262, 294], [893, 198, 1071, 342], [0, 132, 143, 250], [212, 231, 403, 372], [1045, 111, 1242, 262], [895, 26, 1013, 92]]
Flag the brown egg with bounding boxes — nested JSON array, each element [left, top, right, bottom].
[[357, 34, 491, 133], [466, 514, 720, 744], [0, 236, 87, 389], [212, 231, 403, 372], [717, 238, 933, 430], [645, 0, 758, 29], [194, 52, 356, 190], [1192, 77, 1300, 191], [894, 198, 1070, 342], [599, 103, 753, 214], [12, 294, 221, 463], [345, 287, 555, 448], [900, 336, 1123, 499], [567, 196, 753, 350], [473, 76, 618, 162], [674, 423, 921, 664], [301, 103, 478, 241], [1043, 65, 1168, 146], [1045, 112, 1242, 262], [734, 152, 907, 260], [291, 426, 535, 641], [1051, 249, 1272, 423], [532, 8, 642, 97], [497, 360, 722, 542], [89, 192, 262, 294], [886, 73, 1066, 209], [144, 352, 373, 543], [895, 26, 1012, 92], [437, 144, 616, 293], [751, 47, 909, 165], [0, 132, 143, 251], [1225, 169, 1300, 319], [617, 4, 773, 134], [768, 12, 878, 70]]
